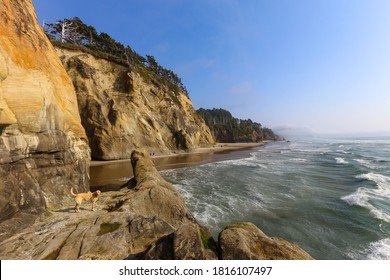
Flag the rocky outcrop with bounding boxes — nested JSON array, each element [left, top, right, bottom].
[[0, 150, 218, 260], [0, 0, 90, 241], [55, 47, 215, 160], [0, 150, 312, 260], [219, 222, 314, 260]]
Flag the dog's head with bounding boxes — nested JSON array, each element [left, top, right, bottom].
[[93, 190, 101, 198]]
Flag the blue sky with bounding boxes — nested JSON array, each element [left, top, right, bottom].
[[33, 0, 390, 136]]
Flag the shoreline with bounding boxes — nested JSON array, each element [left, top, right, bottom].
[[89, 141, 272, 188], [90, 141, 270, 167]]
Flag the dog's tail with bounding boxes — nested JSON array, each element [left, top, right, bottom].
[[70, 187, 77, 197]]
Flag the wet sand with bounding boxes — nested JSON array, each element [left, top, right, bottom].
[[89, 142, 270, 189]]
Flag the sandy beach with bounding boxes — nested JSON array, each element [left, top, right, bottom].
[[90, 142, 269, 167], [89, 142, 270, 188], [190, 141, 270, 155]]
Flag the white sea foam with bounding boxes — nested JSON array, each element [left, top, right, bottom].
[[294, 148, 330, 154], [335, 157, 348, 164], [342, 173, 390, 222], [342, 189, 367, 207], [349, 238, 390, 260], [193, 204, 225, 227], [356, 159, 372, 168], [174, 183, 192, 200], [365, 238, 390, 259], [336, 149, 350, 154], [355, 159, 385, 170], [215, 158, 259, 168], [290, 158, 308, 163], [356, 172, 389, 185]]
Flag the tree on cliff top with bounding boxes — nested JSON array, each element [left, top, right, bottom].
[[44, 17, 189, 96], [197, 108, 280, 142], [45, 17, 96, 45]]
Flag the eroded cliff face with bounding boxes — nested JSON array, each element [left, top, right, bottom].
[[55, 47, 215, 160], [0, 0, 90, 238]]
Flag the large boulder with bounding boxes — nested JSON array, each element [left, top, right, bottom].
[[219, 222, 314, 260], [0, 0, 90, 241]]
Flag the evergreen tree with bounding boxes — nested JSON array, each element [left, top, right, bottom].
[[197, 108, 280, 142], [44, 17, 190, 96]]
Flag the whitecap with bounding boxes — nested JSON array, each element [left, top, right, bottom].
[[365, 238, 390, 259], [290, 158, 308, 163], [341, 189, 369, 207], [356, 172, 389, 185], [342, 173, 390, 222], [354, 238, 390, 260], [215, 158, 259, 168], [356, 159, 376, 169], [355, 159, 387, 170], [294, 148, 330, 154], [336, 149, 350, 154], [355, 159, 372, 168], [335, 157, 348, 164]]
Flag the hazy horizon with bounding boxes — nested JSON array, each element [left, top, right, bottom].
[[33, 0, 390, 136], [273, 125, 390, 139]]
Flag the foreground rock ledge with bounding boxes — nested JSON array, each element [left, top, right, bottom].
[[0, 151, 313, 260]]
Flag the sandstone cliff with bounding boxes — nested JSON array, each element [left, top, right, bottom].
[[0, 150, 313, 260], [55, 47, 215, 160], [0, 0, 90, 240]]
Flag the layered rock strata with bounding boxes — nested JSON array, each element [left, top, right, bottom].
[[55, 47, 215, 160], [0, 0, 90, 241], [0, 150, 313, 260]]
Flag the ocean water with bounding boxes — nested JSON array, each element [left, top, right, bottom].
[[161, 138, 390, 260]]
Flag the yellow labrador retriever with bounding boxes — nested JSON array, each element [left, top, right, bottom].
[[70, 187, 101, 213]]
